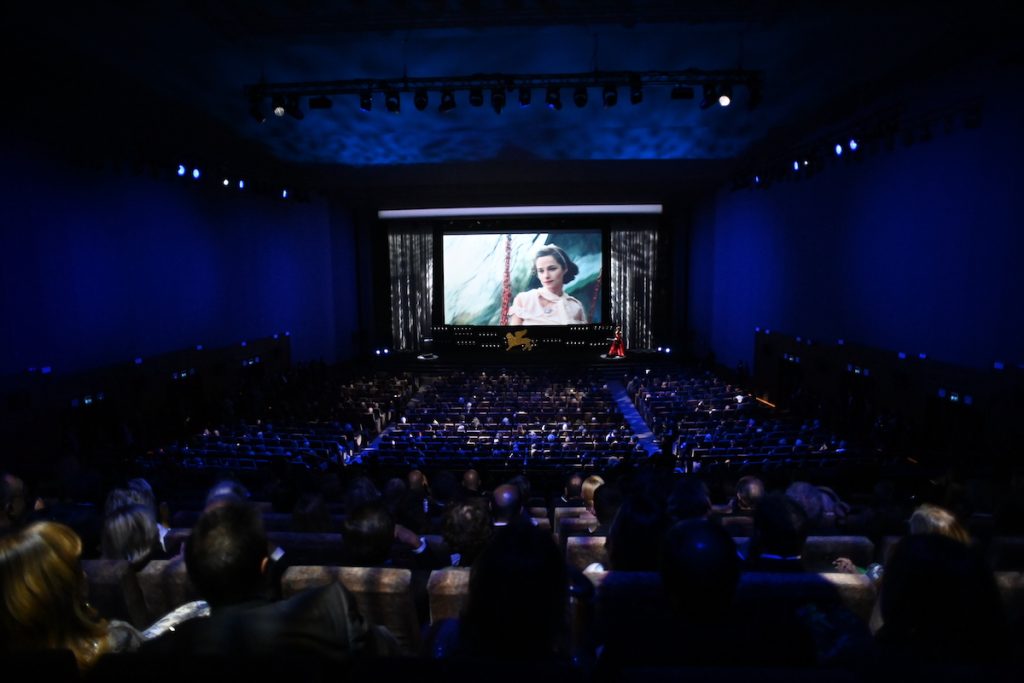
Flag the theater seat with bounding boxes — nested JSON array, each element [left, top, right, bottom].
[[426, 567, 470, 623], [281, 565, 420, 654], [81, 559, 150, 629], [136, 557, 201, 622], [566, 535, 608, 571]]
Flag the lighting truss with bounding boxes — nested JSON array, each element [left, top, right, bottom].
[[244, 68, 764, 113]]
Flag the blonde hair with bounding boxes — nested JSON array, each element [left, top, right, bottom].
[[909, 504, 970, 545], [582, 475, 605, 511], [0, 522, 110, 668]]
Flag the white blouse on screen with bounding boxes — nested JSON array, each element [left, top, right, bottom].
[[508, 287, 586, 325]]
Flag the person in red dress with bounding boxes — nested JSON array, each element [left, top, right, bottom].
[[608, 326, 626, 357]]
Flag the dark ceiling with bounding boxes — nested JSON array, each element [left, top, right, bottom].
[[7, 2, 1016, 187]]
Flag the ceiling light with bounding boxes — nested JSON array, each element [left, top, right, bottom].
[[718, 84, 732, 107], [384, 89, 400, 113], [491, 88, 506, 114], [414, 89, 428, 111], [359, 91, 372, 112], [518, 86, 531, 107], [439, 89, 456, 113], [629, 76, 643, 105], [285, 95, 304, 119], [469, 87, 484, 107], [602, 85, 617, 108], [573, 86, 588, 108], [699, 84, 716, 110], [545, 86, 561, 110], [272, 95, 286, 117]]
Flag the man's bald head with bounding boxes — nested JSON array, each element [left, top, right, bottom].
[[491, 484, 522, 524], [462, 469, 481, 492]]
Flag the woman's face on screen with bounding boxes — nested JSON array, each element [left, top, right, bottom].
[[535, 255, 566, 293]]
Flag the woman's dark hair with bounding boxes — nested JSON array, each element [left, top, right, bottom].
[[534, 244, 579, 284]]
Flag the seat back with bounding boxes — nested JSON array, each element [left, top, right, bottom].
[[281, 565, 420, 654], [136, 557, 201, 622], [81, 559, 150, 628], [426, 567, 471, 623], [566, 535, 609, 571]]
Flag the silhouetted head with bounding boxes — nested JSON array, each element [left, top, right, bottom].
[[661, 519, 739, 620], [186, 502, 269, 608]]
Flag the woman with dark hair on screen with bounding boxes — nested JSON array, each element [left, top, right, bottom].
[[507, 244, 587, 325]]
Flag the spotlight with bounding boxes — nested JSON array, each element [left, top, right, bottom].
[[192, 168, 201, 180], [222, 178, 229, 186], [848, 138, 859, 151], [384, 89, 400, 113], [359, 91, 373, 112], [602, 85, 617, 107], [439, 89, 456, 113], [699, 84, 715, 109], [272, 95, 286, 117], [545, 86, 561, 110], [281, 189, 288, 199], [285, 94, 303, 119], [491, 88, 506, 114], [629, 76, 643, 104], [717, 83, 732, 107], [518, 86, 531, 107], [835, 143, 843, 156], [308, 94, 332, 110], [792, 160, 800, 172], [670, 85, 694, 100], [414, 89, 428, 111], [238, 179, 245, 189], [469, 87, 484, 107], [177, 164, 186, 177], [573, 86, 588, 108]]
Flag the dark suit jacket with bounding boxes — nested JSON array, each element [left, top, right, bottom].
[[142, 583, 396, 661]]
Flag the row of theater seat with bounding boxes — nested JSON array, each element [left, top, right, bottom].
[[83, 555, 1024, 660]]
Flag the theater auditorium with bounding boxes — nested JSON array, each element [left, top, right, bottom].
[[2, 3, 1022, 680]]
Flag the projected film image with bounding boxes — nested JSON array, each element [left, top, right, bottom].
[[443, 231, 603, 326]]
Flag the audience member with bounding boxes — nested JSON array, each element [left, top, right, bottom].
[[666, 475, 712, 522], [605, 494, 671, 571], [742, 493, 808, 572], [101, 504, 162, 569], [442, 499, 493, 567], [0, 521, 142, 669]]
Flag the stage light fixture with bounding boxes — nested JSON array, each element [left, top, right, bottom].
[[308, 94, 332, 109], [629, 76, 643, 105], [518, 86, 531, 107], [670, 85, 694, 100], [573, 86, 588, 108], [414, 89, 428, 111], [285, 94, 304, 119], [491, 88, 506, 114], [469, 87, 484, 107], [177, 164, 186, 176], [192, 168, 200, 180], [249, 97, 267, 123], [849, 138, 859, 151], [384, 89, 400, 113], [602, 85, 617, 107], [272, 95, 286, 117], [699, 84, 715, 109], [439, 89, 456, 113], [545, 86, 562, 110], [282, 189, 288, 199], [717, 83, 732, 107], [835, 143, 843, 156], [359, 91, 373, 111]]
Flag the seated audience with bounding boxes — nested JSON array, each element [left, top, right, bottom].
[[442, 499, 493, 567], [101, 503, 162, 569], [876, 534, 1009, 667], [144, 502, 393, 660], [741, 493, 809, 572], [0, 521, 142, 669]]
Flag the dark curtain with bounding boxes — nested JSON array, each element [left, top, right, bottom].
[[610, 228, 658, 350], [388, 227, 433, 351]]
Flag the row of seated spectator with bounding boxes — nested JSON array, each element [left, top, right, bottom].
[[4, 462, 1023, 679]]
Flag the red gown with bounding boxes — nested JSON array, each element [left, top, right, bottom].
[[608, 330, 626, 357]]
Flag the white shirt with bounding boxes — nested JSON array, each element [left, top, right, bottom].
[[508, 287, 586, 325]]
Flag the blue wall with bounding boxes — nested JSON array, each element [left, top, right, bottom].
[[689, 72, 1024, 371], [0, 140, 344, 377]]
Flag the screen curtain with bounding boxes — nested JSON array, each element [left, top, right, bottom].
[[388, 227, 433, 351], [610, 228, 657, 350]]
